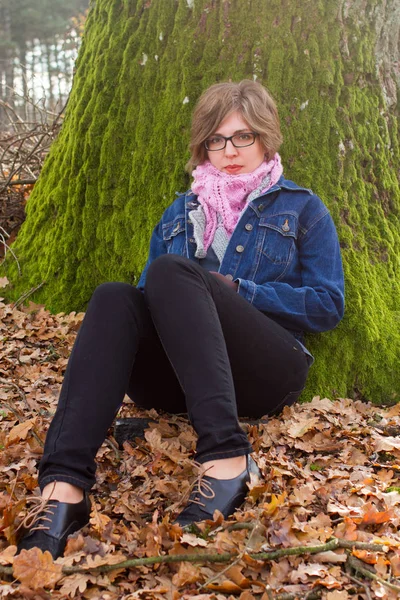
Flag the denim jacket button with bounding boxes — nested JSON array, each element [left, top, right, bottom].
[[225, 274, 233, 281], [245, 223, 253, 231], [236, 245, 245, 253]]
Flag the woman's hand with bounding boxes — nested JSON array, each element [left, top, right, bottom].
[[210, 271, 239, 291]]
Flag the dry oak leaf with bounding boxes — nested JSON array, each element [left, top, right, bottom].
[[89, 506, 111, 533], [374, 435, 400, 452], [352, 548, 389, 565], [287, 416, 320, 438], [0, 544, 16, 564], [239, 592, 257, 600], [334, 517, 358, 541], [206, 580, 244, 593], [313, 575, 342, 589], [58, 572, 96, 598], [180, 532, 208, 547], [6, 418, 36, 445], [225, 564, 252, 589], [326, 591, 349, 600], [13, 548, 63, 590], [85, 552, 127, 569], [144, 427, 185, 463], [261, 492, 286, 516], [359, 506, 394, 526], [312, 551, 347, 563], [390, 551, 400, 577], [290, 562, 329, 583], [172, 561, 202, 587]]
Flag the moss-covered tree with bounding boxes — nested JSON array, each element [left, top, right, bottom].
[[3, 0, 400, 403]]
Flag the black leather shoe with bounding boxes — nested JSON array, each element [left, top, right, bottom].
[[175, 455, 260, 527], [17, 494, 91, 559]]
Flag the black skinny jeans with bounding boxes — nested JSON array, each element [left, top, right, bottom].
[[39, 255, 310, 491]]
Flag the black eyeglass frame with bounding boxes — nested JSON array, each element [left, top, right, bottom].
[[204, 132, 259, 151]]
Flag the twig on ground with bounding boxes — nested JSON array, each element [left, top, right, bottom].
[[265, 584, 274, 600], [12, 282, 45, 309], [0, 226, 21, 275], [6, 179, 37, 186], [346, 573, 373, 600], [105, 437, 121, 462], [1, 536, 392, 578], [347, 555, 400, 594], [200, 510, 263, 589]]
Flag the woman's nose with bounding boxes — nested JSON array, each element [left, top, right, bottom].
[[224, 140, 238, 156]]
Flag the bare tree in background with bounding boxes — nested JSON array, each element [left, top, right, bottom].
[[0, 0, 88, 128]]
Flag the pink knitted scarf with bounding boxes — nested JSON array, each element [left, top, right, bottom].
[[191, 154, 283, 251]]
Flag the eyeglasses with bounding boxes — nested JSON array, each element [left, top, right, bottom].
[[204, 132, 259, 151]]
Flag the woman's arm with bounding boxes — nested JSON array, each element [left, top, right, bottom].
[[235, 212, 345, 333]]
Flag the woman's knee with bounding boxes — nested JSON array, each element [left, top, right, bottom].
[[89, 282, 141, 312], [147, 254, 188, 276], [145, 255, 191, 290]]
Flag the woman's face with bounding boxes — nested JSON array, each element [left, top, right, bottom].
[[206, 111, 265, 175]]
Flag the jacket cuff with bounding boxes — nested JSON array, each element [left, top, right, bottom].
[[236, 278, 257, 304]]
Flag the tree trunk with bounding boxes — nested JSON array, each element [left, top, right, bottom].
[[44, 41, 55, 110], [4, 0, 400, 403], [0, 3, 15, 117], [18, 40, 28, 119]]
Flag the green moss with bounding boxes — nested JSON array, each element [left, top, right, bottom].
[[3, 0, 400, 403]]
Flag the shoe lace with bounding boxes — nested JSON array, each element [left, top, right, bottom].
[[187, 462, 215, 509], [16, 483, 58, 533]]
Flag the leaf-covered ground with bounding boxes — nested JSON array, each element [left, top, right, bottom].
[[1, 296, 400, 600]]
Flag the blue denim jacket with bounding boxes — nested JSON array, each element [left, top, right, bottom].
[[138, 176, 345, 341]]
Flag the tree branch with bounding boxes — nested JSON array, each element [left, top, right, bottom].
[[347, 555, 400, 594], [1, 537, 397, 595]]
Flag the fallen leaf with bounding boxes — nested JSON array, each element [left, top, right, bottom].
[[6, 418, 36, 445], [89, 506, 111, 533], [13, 548, 63, 589], [206, 580, 244, 593], [58, 572, 94, 597], [390, 551, 400, 577], [172, 562, 202, 587], [180, 533, 208, 547], [326, 590, 349, 599], [225, 564, 251, 588], [313, 551, 347, 563], [360, 506, 394, 526], [287, 416, 320, 438], [291, 562, 328, 583], [0, 544, 17, 564], [238, 592, 257, 600], [352, 549, 380, 564], [374, 435, 400, 452], [261, 492, 286, 516]]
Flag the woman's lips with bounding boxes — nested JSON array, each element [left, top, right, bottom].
[[225, 165, 242, 174]]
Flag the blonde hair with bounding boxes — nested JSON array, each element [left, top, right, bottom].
[[187, 80, 282, 172]]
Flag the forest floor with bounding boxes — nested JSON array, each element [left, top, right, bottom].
[[0, 288, 400, 600]]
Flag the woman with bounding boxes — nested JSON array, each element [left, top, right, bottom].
[[18, 80, 344, 559]]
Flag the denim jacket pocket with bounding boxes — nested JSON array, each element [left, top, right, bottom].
[[162, 216, 185, 254], [259, 213, 298, 265]]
